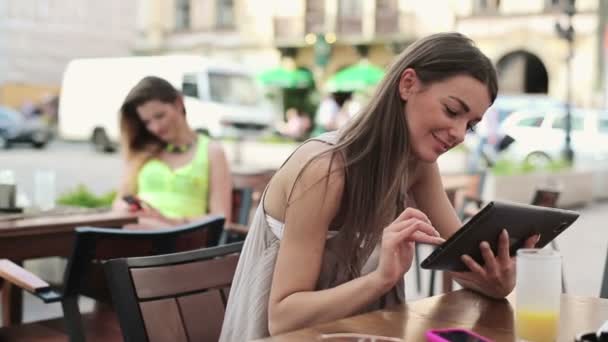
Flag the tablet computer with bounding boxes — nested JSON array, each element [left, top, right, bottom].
[[420, 201, 579, 271]]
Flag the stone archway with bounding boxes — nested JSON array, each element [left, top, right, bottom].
[[496, 50, 548, 94]]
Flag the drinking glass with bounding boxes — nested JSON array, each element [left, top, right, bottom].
[[0, 169, 16, 208], [34, 170, 56, 211], [516, 248, 562, 342]]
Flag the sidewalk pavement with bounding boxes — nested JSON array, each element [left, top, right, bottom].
[[5, 199, 608, 326]]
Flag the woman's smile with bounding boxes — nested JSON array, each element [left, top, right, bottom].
[[431, 132, 450, 154]]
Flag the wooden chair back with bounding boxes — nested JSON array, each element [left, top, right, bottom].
[[231, 168, 275, 225], [104, 242, 243, 342], [60, 215, 225, 341], [530, 188, 560, 207], [222, 169, 275, 244]]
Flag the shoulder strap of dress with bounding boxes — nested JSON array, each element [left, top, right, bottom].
[[259, 131, 339, 205], [276, 132, 337, 171]]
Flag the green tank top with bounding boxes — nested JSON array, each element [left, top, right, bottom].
[[137, 134, 209, 219]]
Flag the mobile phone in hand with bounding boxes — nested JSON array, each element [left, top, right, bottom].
[[122, 195, 143, 211], [426, 328, 492, 342]]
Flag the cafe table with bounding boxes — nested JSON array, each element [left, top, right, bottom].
[[256, 290, 608, 342], [0, 209, 136, 326]]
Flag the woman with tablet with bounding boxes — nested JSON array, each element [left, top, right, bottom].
[[220, 32, 539, 340]]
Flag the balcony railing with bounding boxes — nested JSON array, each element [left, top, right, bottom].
[[337, 16, 362, 37], [274, 16, 305, 44], [273, 11, 416, 44], [305, 12, 325, 34], [375, 11, 399, 35]]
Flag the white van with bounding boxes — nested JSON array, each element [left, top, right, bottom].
[[59, 55, 276, 151]]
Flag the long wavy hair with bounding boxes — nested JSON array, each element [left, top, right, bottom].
[[118, 76, 186, 194], [291, 32, 498, 282]]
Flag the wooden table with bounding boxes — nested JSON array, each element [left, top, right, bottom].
[[0, 210, 136, 326], [257, 290, 608, 342]]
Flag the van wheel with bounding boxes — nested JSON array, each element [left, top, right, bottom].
[[524, 151, 552, 168], [31, 131, 48, 149], [92, 128, 115, 153], [32, 141, 47, 149]]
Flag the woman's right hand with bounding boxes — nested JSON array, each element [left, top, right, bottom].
[[373, 208, 445, 289]]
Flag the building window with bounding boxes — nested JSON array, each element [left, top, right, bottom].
[[305, 0, 325, 34], [175, 0, 190, 31], [338, 0, 362, 35], [375, 0, 398, 35], [545, 0, 575, 11], [339, 0, 362, 18], [216, 0, 234, 28], [473, 0, 500, 14]]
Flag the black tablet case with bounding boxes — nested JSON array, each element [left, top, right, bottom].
[[421, 201, 579, 271]]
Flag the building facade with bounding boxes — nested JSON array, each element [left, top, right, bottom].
[[0, 0, 137, 108], [454, 0, 606, 107], [135, 0, 278, 70], [137, 0, 606, 106], [135, 0, 456, 85]]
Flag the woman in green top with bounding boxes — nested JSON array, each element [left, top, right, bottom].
[[112, 76, 232, 229]]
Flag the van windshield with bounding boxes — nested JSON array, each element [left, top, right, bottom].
[[208, 72, 260, 106]]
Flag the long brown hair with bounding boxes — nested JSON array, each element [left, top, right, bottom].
[[292, 32, 498, 281], [119, 76, 185, 194]]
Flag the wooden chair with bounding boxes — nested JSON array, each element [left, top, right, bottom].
[[103, 241, 244, 342], [455, 171, 487, 223], [0, 215, 225, 342], [425, 173, 484, 296], [221, 168, 275, 243]]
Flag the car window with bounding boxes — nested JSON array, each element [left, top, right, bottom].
[[0, 112, 10, 124], [552, 115, 584, 131], [0, 109, 18, 126], [182, 73, 199, 98], [208, 72, 260, 106], [598, 118, 608, 134], [515, 116, 544, 127]]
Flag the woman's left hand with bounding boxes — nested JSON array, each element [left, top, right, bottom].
[[134, 202, 166, 220], [128, 201, 185, 228], [450, 229, 540, 299]]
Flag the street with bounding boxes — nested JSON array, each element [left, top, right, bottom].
[[0, 139, 299, 205], [0, 138, 468, 206]]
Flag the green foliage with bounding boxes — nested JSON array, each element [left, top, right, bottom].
[[57, 185, 116, 208], [491, 158, 571, 176]]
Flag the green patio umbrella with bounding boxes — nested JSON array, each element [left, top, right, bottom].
[[325, 62, 385, 92], [258, 67, 314, 89]]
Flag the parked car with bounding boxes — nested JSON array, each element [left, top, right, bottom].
[[0, 106, 52, 149], [499, 107, 608, 166], [491, 94, 563, 123], [463, 94, 562, 170]]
